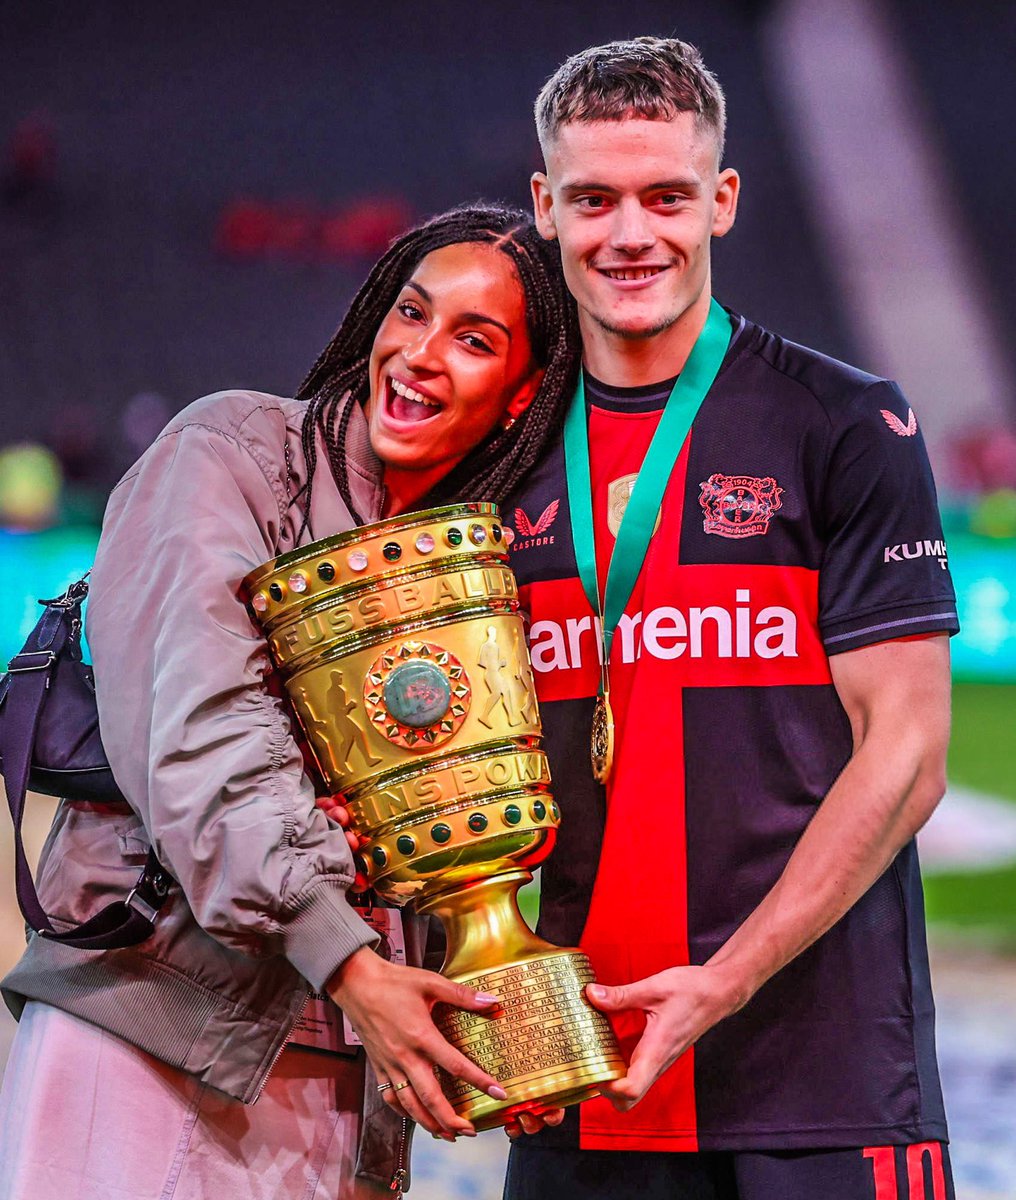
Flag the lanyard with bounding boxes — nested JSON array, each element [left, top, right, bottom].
[[563, 298, 732, 666]]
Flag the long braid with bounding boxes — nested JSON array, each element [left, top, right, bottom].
[[296, 203, 580, 538]]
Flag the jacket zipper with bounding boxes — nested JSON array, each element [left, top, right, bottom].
[[389, 1117, 409, 1197], [252, 992, 309, 1103]]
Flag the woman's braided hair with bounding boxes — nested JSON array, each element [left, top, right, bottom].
[[296, 202, 580, 531]]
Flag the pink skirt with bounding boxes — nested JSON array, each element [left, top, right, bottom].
[[0, 1001, 388, 1199]]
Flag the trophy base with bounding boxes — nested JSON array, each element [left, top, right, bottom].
[[433, 948, 627, 1131]]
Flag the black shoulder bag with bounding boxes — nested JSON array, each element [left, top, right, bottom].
[[0, 577, 173, 949]]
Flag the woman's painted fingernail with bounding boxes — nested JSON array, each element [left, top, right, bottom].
[[475, 992, 499, 1005], [488, 1085, 509, 1100]]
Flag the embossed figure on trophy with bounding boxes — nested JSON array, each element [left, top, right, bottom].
[[511, 627, 538, 726], [478, 626, 520, 728], [326, 669, 382, 771], [295, 685, 343, 776]]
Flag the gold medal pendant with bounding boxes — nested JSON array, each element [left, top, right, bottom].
[[590, 691, 615, 784]]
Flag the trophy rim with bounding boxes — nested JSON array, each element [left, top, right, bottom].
[[240, 500, 500, 596]]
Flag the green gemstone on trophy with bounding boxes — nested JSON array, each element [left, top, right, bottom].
[[382, 659, 452, 728], [467, 813, 488, 833], [396, 835, 416, 856], [431, 823, 452, 844], [503, 804, 522, 825]]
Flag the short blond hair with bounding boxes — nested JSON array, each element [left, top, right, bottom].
[[535, 36, 727, 161]]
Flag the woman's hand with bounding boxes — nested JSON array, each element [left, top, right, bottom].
[[320, 796, 565, 1140], [327, 946, 508, 1138]]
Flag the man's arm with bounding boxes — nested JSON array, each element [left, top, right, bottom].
[[589, 633, 951, 1110]]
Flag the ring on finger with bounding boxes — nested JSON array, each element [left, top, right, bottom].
[[376, 1082, 393, 1094], [393, 1080, 411, 1092]]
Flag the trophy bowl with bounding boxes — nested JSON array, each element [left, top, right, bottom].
[[243, 502, 624, 1129]]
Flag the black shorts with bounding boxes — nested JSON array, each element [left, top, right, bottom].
[[503, 1141, 954, 1200]]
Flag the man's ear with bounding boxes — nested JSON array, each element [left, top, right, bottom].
[[712, 167, 740, 239], [531, 172, 557, 240]]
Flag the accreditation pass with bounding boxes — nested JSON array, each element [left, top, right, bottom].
[[289, 907, 406, 1054]]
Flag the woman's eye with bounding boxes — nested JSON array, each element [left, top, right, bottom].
[[461, 334, 495, 353], [397, 301, 424, 320]]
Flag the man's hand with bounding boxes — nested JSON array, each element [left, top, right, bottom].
[[585, 966, 739, 1111], [503, 1108, 566, 1140], [588, 636, 952, 1114]]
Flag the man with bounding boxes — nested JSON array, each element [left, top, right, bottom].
[[503, 36, 958, 1200]]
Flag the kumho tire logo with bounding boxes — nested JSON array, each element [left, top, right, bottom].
[[883, 539, 948, 569]]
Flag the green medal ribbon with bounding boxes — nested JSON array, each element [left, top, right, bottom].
[[563, 298, 732, 666]]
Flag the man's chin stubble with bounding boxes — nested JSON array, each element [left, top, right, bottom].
[[592, 311, 681, 341]]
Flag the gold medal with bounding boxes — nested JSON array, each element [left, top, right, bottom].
[[590, 691, 614, 784]]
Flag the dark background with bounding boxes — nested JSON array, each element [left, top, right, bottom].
[[0, 0, 1013, 492]]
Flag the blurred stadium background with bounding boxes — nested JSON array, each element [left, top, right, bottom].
[[1, 1, 1014, 1196]]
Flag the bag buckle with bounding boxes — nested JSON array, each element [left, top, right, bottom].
[[124, 884, 160, 924], [6, 651, 57, 674], [125, 861, 173, 924]]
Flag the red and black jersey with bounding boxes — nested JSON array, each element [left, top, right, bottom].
[[504, 309, 958, 1153]]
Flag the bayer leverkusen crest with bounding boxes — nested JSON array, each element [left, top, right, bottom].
[[699, 474, 783, 539]]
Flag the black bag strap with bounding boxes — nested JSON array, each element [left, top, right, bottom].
[[1, 578, 174, 949]]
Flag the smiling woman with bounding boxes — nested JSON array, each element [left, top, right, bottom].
[[298, 204, 580, 534], [366, 243, 543, 512], [0, 204, 580, 1200]]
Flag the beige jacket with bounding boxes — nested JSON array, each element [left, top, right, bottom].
[[3, 390, 418, 1185]]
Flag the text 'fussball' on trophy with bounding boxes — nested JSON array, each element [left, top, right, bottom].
[[243, 503, 624, 1129]]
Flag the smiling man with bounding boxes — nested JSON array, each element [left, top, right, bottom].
[[502, 37, 959, 1200]]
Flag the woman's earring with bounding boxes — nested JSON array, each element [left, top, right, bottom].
[[500, 415, 517, 431]]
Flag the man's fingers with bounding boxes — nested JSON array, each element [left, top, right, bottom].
[[586, 980, 655, 1013], [599, 1024, 683, 1111], [515, 1111, 543, 1135], [541, 1107, 566, 1126]]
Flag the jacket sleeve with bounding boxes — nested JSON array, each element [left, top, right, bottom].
[[87, 414, 377, 990]]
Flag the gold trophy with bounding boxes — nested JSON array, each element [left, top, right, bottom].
[[242, 503, 624, 1129]]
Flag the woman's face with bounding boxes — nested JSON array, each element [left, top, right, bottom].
[[366, 242, 541, 478]]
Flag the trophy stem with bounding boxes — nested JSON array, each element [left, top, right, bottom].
[[418, 867, 626, 1129], [417, 867, 552, 978]]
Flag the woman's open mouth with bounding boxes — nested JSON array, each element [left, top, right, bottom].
[[385, 376, 443, 424]]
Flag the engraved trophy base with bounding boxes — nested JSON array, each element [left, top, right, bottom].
[[421, 870, 626, 1131]]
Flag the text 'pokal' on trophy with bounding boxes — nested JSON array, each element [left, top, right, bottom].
[[243, 502, 624, 1129]]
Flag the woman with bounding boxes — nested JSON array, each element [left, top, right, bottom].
[[0, 204, 579, 1199]]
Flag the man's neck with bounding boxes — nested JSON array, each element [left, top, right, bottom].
[[580, 288, 712, 387]]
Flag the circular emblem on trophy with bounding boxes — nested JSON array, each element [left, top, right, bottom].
[[364, 641, 471, 749], [384, 660, 452, 727]]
